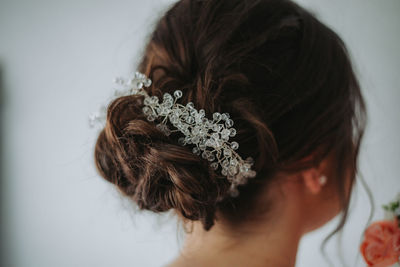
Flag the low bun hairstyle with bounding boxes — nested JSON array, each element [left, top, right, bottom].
[[94, 0, 367, 243], [95, 94, 230, 230]]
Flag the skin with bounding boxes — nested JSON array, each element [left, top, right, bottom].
[[166, 154, 353, 267]]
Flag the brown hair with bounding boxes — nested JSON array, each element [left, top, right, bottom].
[[94, 0, 368, 260]]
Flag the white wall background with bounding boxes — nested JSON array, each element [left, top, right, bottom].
[[0, 0, 399, 266]]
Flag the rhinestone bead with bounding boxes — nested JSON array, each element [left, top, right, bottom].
[[147, 114, 156, 121], [222, 159, 229, 167], [221, 128, 230, 137], [144, 97, 151, 105], [213, 112, 222, 121], [210, 162, 218, 170], [186, 102, 195, 109], [225, 119, 234, 128], [136, 82, 143, 89], [173, 90, 183, 98], [178, 137, 185, 145], [192, 147, 200, 155], [228, 165, 238, 175], [231, 141, 239, 150], [144, 78, 152, 87], [221, 135, 229, 142], [245, 157, 254, 164], [223, 148, 232, 157], [142, 106, 151, 115]]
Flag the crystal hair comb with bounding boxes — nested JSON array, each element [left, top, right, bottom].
[[89, 71, 257, 197]]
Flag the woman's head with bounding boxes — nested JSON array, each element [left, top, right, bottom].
[[94, 0, 366, 239]]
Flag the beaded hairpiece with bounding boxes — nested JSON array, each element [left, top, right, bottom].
[[89, 71, 257, 197]]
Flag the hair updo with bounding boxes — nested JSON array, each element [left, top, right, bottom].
[[94, 0, 367, 236]]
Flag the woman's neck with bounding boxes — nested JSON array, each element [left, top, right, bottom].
[[168, 182, 306, 267]]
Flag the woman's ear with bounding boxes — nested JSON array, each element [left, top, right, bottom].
[[303, 168, 325, 194]]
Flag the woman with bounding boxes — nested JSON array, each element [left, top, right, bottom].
[[93, 0, 367, 266]]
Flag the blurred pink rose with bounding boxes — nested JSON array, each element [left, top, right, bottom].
[[360, 218, 400, 267]]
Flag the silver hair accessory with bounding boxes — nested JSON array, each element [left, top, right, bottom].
[[89, 71, 257, 197]]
